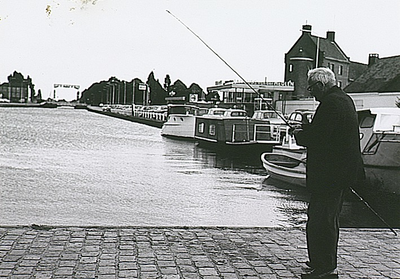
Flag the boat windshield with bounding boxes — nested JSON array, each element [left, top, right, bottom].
[[230, 111, 247, 117], [212, 110, 226, 115], [168, 106, 198, 115]]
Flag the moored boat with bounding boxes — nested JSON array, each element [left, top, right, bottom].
[[261, 107, 400, 195], [261, 153, 306, 187], [358, 107, 400, 195], [161, 104, 208, 139], [194, 108, 285, 155], [272, 134, 306, 160]]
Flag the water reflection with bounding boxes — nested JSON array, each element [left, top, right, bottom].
[[188, 141, 400, 230]]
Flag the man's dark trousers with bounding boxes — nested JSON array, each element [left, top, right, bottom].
[[306, 189, 345, 271]]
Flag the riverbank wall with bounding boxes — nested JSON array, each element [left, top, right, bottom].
[[86, 106, 165, 128]]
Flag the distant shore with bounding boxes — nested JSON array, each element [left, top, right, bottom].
[[0, 102, 58, 108]]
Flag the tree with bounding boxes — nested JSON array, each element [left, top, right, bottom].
[[164, 74, 171, 93], [37, 89, 43, 102], [146, 72, 167, 105]]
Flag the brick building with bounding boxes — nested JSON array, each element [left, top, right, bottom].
[[284, 24, 367, 99]]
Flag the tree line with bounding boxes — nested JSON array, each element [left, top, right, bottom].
[[80, 71, 217, 106]]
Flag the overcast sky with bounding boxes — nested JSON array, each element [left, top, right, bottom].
[[1, 0, 400, 101]]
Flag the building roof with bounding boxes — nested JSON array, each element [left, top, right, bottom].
[[348, 61, 368, 82], [345, 55, 400, 93], [309, 36, 349, 62]]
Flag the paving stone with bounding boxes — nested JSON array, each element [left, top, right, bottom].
[[0, 227, 397, 278]]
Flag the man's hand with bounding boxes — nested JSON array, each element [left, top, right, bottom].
[[292, 128, 302, 136]]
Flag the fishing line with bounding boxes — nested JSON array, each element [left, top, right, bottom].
[[166, 10, 292, 127]]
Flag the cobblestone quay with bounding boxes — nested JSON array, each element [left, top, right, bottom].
[[0, 226, 399, 279]]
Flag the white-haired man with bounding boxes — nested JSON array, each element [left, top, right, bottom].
[[294, 67, 364, 279]]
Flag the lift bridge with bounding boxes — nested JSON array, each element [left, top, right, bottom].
[[52, 83, 80, 105]]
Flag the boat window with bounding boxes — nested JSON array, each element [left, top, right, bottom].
[[209, 124, 216, 136], [169, 107, 187, 114], [359, 115, 375, 128], [198, 108, 209, 116], [231, 111, 247, 117], [263, 112, 278, 118], [198, 123, 205, 134], [214, 110, 225, 115], [363, 133, 381, 154], [305, 113, 314, 123]]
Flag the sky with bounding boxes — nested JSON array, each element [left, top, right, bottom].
[[1, 0, 400, 101]]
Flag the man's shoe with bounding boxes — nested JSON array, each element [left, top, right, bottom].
[[302, 261, 315, 272], [305, 261, 314, 268], [301, 268, 338, 279]]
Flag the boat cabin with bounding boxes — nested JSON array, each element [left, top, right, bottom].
[[202, 107, 227, 118], [251, 110, 286, 124], [357, 108, 400, 195], [194, 107, 282, 146]]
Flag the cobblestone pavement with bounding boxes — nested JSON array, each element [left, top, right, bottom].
[[0, 226, 399, 279]]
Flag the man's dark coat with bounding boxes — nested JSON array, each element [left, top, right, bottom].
[[294, 86, 364, 193]]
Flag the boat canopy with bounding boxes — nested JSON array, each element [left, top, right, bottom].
[[358, 108, 400, 132]]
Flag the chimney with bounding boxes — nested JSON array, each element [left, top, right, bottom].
[[302, 24, 312, 34], [368, 53, 379, 66], [326, 31, 335, 41]]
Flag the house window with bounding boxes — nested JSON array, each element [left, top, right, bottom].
[[338, 65, 343, 75], [337, 81, 342, 88], [330, 63, 335, 72], [289, 64, 293, 72]]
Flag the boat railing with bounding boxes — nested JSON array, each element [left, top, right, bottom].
[[253, 124, 288, 143], [230, 123, 289, 143], [132, 109, 167, 122]]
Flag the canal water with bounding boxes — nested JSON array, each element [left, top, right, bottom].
[[1, 108, 399, 229]]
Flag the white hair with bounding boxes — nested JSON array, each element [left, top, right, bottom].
[[307, 67, 336, 87]]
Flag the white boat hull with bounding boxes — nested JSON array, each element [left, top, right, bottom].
[[161, 114, 196, 139], [261, 153, 306, 187]]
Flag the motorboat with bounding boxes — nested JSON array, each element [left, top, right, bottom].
[[161, 104, 208, 139], [251, 110, 289, 142], [251, 110, 287, 125], [261, 107, 400, 195], [261, 153, 306, 187], [358, 107, 400, 195], [272, 134, 306, 160], [194, 108, 284, 153], [195, 108, 250, 144], [202, 107, 227, 118]]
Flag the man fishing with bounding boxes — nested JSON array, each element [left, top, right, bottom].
[[294, 67, 365, 278]]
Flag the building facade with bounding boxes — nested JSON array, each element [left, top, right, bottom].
[[206, 80, 294, 115], [0, 71, 34, 103], [284, 25, 364, 99]]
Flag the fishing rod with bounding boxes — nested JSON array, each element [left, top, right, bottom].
[[166, 10, 293, 128], [168, 10, 400, 236], [350, 187, 397, 236], [168, 10, 398, 236], [288, 155, 397, 236]]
